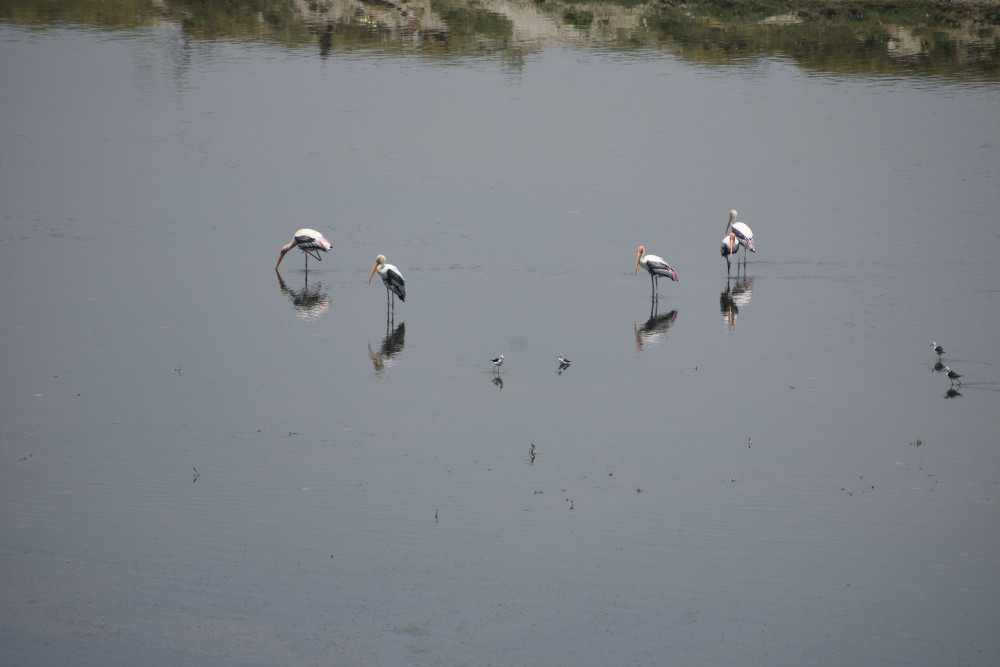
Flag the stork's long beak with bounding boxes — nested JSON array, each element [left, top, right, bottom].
[[275, 247, 289, 270], [634, 248, 642, 274], [368, 262, 379, 284]]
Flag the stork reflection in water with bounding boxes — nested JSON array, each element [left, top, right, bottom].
[[634, 303, 678, 350], [275, 270, 331, 320], [719, 277, 753, 330], [368, 319, 406, 376]]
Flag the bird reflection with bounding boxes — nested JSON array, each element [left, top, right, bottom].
[[368, 320, 405, 376], [492, 375, 504, 390], [943, 388, 962, 399], [276, 270, 331, 320], [932, 359, 946, 373], [720, 277, 753, 330], [557, 354, 572, 374], [634, 304, 678, 350], [319, 20, 333, 58]]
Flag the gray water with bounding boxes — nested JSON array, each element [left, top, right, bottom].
[[2, 16, 999, 667]]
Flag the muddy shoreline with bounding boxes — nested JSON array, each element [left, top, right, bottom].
[[675, 0, 1000, 18]]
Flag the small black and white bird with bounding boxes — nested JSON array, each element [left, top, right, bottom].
[[557, 354, 572, 374], [491, 355, 504, 374], [944, 366, 962, 385], [930, 341, 945, 355]]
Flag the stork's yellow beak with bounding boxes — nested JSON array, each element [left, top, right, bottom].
[[275, 247, 289, 270]]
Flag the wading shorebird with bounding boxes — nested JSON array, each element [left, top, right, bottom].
[[634, 245, 678, 300], [275, 229, 332, 270], [368, 254, 406, 311]]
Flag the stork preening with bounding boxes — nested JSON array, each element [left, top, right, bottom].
[[723, 210, 755, 270], [275, 229, 332, 270], [721, 232, 741, 276], [634, 245, 678, 300], [368, 254, 406, 311]]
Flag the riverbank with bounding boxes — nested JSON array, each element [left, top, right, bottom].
[[671, 0, 1000, 20]]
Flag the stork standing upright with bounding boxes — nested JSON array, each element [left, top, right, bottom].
[[930, 341, 945, 355], [634, 245, 678, 300], [368, 254, 406, 310], [721, 232, 740, 276], [275, 229, 332, 270], [723, 209, 755, 266]]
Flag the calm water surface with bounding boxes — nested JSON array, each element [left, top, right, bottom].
[[1, 16, 999, 667]]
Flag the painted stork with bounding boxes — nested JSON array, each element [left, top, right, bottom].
[[368, 254, 406, 309], [944, 366, 962, 386], [723, 210, 755, 264], [930, 341, 945, 355], [275, 229, 332, 270], [721, 232, 741, 275], [491, 355, 504, 374], [634, 245, 678, 299]]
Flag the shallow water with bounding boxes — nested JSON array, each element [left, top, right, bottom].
[[1, 13, 999, 667]]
